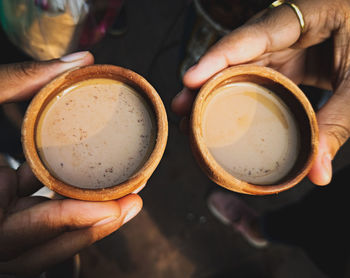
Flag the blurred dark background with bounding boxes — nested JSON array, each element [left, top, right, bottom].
[[1, 0, 350, 277]]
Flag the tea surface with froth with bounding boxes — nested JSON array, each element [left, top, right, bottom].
[[36, 78, 156, 189], [202, 82, 300, 185]]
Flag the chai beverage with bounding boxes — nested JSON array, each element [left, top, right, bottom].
[[202, 82, 300, 185], [36, 78, 156, 189]]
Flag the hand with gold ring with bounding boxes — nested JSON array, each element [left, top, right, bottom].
[[172, 0, 350, 186]]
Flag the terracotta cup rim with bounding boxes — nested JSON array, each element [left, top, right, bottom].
[[22, 64, 168, 201], [190, 65, 319, 195]]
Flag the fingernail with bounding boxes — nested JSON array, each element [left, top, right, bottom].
[[93, 216, 118, 227], [187, 64, 198, 73], [122, 205, 141, 225], [60, 51, 89, 62], [322, 153, 332, 183], [132, 183, 147, 194]]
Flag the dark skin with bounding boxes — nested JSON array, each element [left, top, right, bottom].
[[172, 0, 350, 186], [0, 51, 142, 276]]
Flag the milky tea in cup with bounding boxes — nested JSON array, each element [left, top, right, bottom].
[[35, 78, 156, 189], [202, 82, 300, 185], [190, 65, 318, 195]]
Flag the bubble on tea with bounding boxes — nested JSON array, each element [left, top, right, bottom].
[[36, 78, 156, 189], [202, 82, 300, 185]]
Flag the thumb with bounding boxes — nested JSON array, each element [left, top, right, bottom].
[[0, 51, 94, 104], [308, 84, 350, 185]]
